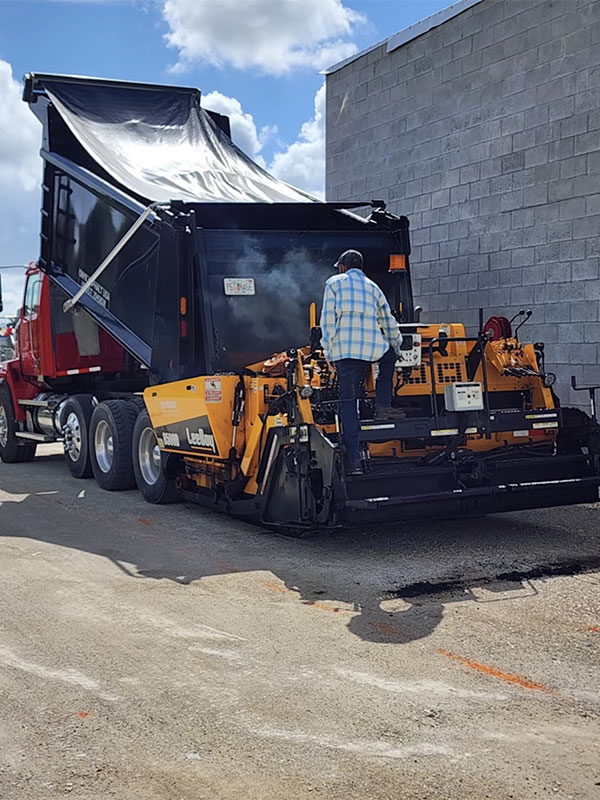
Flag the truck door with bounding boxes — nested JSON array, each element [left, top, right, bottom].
[[18, 273, 43, 377]]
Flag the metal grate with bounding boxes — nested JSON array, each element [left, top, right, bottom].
[[437, 362, 463, 383], [406, 362, 463, 385], [406, 364, 429, 385]]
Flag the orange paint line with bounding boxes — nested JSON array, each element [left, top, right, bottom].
[[589, 626, 600, 633], [436, 648, 556, 695], [218, 564, 243, 573], [138, 518, 151, 526], [262, 581, 350, 615], [369, 621, 403, 637], [263, 580, 293, 594], [76, 711, 90, 718]]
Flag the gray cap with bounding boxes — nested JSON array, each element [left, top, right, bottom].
[[334, 249, 364, 269]]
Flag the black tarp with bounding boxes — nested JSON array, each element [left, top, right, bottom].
[[43, 80, 317, 205]]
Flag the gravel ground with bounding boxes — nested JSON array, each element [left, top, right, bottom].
[[0, 444, 599, 799]]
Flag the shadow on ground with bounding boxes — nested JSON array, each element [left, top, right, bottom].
[[1, 450, 599, 646]]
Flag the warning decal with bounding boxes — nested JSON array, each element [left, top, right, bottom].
[[205, 377, 222, 403]]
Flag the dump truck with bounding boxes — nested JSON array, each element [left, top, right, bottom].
[[1, 72, 599, 530]]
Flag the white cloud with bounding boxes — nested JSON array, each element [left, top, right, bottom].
[[0, 60, 42, 318], [202, 91, 276, 167], [0, 62, 41, 193], [162, 0, 363, 75], [0, 270, 28, 323], [204, 84, 325, 198], [269, 83, 325, 198]]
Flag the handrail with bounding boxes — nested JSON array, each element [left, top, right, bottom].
[[571, 375, 600, 422]]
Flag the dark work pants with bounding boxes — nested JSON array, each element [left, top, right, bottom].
[[376, 347, 396, 407], [335, 348, 396, 461]]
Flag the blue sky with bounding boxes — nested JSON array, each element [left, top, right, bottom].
[[0, 0, 452, 315]]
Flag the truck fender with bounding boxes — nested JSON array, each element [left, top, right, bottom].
[[0, 369, 28, 422]]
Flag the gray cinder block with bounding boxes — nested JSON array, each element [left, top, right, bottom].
[[326, 0, 600, 405]]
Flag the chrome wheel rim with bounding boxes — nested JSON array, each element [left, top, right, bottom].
[[0, 404, 8, 448], [94, 419, 114, 473], [64, 411, 82, 462], [139, 426, 161, 485]]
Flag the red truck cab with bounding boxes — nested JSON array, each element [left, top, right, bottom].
[[0, 264, 134, 464], [9, 264, 124, 385]]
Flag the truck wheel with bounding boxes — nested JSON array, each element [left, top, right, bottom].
[[61, 395, 94, 478], [90, 400, 137, 491], [0, 384, 37, 463], [132, 411, 180, 504], [128, 395, 146, 415]]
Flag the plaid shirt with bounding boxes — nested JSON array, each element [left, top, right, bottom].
[[320, 269, 402, 362]]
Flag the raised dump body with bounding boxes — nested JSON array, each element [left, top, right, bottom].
[[23, 74, 413, 384]]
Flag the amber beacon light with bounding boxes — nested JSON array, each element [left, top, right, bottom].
[[389, 254, 406, 271]]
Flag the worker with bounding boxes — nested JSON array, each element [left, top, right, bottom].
[[320, 249, 405, 475]]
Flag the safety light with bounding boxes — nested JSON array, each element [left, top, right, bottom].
[[180, 296, 187, 315], [389, 254, 406, 272]]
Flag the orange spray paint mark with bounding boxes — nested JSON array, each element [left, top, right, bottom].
[[138, 518, 151, 526], [589, 626, 600, 633], [263, 580, 292, 594], [436, 649, 555, 695], [262, 581, 349, 615], [76, 712, 90, 718], [218, 564, 243, 573], [369, 621, 403, 637]]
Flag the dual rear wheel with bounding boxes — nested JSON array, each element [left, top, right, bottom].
[[62, 397, 179, 503], [132, 411, 180, 503]]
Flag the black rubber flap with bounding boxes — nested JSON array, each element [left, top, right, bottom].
[[43, 79, 317, 204]]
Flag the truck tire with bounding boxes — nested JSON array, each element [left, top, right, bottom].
[[0, 384, 37, 463], [132, 411, 180, 504], [128, 395, 146, 415], [61, 394, 94, 478], [90, 400, 137, 491]]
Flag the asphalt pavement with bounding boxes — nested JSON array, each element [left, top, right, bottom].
[[0, 445, 599, 799]]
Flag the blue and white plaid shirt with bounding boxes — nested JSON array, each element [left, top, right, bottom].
[[320, 268, 402, 362]]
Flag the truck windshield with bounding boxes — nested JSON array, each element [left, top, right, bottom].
[[202, 229, 408, 371]]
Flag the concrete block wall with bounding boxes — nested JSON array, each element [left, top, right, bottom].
[[326, 0, 600, 405]]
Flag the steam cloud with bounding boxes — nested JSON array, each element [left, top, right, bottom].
[[209, 235, 335, 369]]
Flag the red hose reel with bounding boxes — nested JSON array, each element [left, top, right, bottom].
[[483, 315, 512, 340]]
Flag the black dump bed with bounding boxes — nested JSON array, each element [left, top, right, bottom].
[[25, 73, 412, 382]]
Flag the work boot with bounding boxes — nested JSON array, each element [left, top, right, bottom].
[[345, 457, 363, 476], [375, 405, 406, 421]]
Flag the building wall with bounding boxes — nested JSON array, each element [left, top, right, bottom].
[[326, 0, 600, 404]]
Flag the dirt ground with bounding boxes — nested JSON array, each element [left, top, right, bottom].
[[0, 444, 599, 799]]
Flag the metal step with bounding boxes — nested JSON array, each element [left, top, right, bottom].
[[15, 432, 56, 443], [346, 476, 600, 510], [18, 398, 58, 409]]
